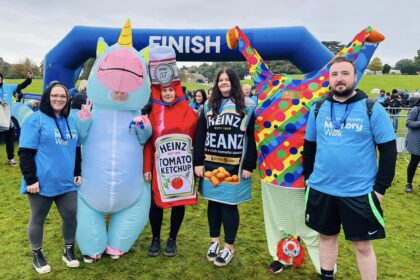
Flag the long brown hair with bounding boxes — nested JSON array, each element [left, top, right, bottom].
[[208, 68, 246, 118]]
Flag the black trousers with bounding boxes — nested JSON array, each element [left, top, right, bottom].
[[407, 154, 420, 184], [28, 192, 77, 250], [0, 128, 15, 160], [149, 198, 185, 240], [207, 200, 239, 245]]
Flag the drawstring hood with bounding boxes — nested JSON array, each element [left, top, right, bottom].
[[327, 89, 368, 129], [40, 83, 73, 141]]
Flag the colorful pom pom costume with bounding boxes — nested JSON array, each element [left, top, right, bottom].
[[73, 20, 152, 258], [226, 25, 384, 271], [144, 46, 198, 208]]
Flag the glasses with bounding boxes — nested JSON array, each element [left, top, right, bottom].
[[50, 94, 67, 99]]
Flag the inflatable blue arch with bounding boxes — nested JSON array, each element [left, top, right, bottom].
[[43, 26, 333, 90]]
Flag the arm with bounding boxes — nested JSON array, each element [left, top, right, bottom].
[[242, 113, 257, 172], [226, 26, 272, 90], [373, 140, 397, 195], [302, 140, 317, 181], [74, 146, 81, 176], [133, 115, 152, 145], [72, 100, 93, 144], [144, 140, 154, 170], [303, 105, 318, 181], [370, 104, 398, 196], [143, 140, 154, 184], [18, 148, 38, 185], [406, 107, 420, 129], [16, 71, 33, 91], [193, 110, 207, 166]]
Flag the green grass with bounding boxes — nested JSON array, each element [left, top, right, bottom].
[[0, 142, 419, 279], [2, 76, 419, 279], [357, 75, 420, 96]]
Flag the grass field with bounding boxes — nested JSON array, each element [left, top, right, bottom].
[[0, 145, 419, 280], [1, 76, 419, 279]]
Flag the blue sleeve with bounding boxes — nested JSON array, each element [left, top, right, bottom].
[[19, 112, 41, 149], [1, 84, 17, 105], [370, 103, 396, 144], [305, 104, 317, 141]]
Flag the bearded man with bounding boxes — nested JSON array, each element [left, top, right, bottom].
[[303, 57, 397, 280]]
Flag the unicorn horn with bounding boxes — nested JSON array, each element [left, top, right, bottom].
[[117, 19, 133, 48]]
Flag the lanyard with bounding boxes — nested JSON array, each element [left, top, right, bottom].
[[331, 102, 355, 130], [55, 116, 68, 141]]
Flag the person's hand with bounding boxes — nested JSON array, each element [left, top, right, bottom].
[[133, 115, 151, 129], [144, 172, 152, 184], [374, 191, 383, 203], [79, 99, 93, 120], [32, 100, 40, 108], [74, 176, 82, 186], [242, 170, 252, 179], [27, 182, 39, 193], [195, 166, 204, 177], [27, 71, 33, 79]]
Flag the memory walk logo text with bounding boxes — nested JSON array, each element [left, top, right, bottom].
[[324, 119, 363, 137]]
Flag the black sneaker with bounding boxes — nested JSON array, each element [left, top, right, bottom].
[[406, 183, 413, 193], [62, 244, 80, 268], [214, 248, 234, 266], [148, 237, 161, 257], [164, 238, 177, 257], [207, 242, 220, 261], [32, 249, 51, 274], [268, 260, 284, 273]]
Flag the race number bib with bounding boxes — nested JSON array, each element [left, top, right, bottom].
[[155, 134, 196, 202]]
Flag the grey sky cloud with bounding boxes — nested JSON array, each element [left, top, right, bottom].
[[0, 0, 418, 68]]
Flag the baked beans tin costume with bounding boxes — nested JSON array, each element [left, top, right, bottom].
[[198, 96, 256, 205], [226, 26, 384, 271], [144, 46, 198, 208], [73, 20, 152, 259]]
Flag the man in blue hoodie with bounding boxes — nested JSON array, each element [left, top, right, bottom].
[[0, 71, 32, 166], [303, 57, 397, 280]]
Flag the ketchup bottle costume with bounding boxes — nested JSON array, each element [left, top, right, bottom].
[[144, 46, 198, 208]]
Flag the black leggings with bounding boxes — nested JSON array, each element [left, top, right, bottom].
[[0, 128, 15, 160], [149, 199, 185, 240], [407, 154, 420, 184], [28, 191, 77, 250], [207, 200, 239, 245]]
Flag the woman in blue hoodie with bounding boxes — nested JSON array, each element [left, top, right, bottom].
[[18, 82, 81, 274]]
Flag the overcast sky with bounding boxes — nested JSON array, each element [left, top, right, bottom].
[[0, 0, 419, 68]]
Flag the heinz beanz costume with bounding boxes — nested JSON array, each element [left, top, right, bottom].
[[144, 46, 198, 208], [226, 26, 384, 270], [73, 20, 152, 258], [198, 94, 256, 205]]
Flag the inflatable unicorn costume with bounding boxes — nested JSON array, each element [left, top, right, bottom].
[[74, 20, 152, 260]]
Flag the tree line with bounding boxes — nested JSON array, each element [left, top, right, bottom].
[[2, 42, 420, 80]]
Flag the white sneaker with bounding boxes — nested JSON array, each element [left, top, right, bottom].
[[214, 248, 234, 266], [62, 244, 80, 268], [110, 254, 120, 260], [207, 242, 220, 261], [33, 249, 51, 274], [8, 159, 17, 166]]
